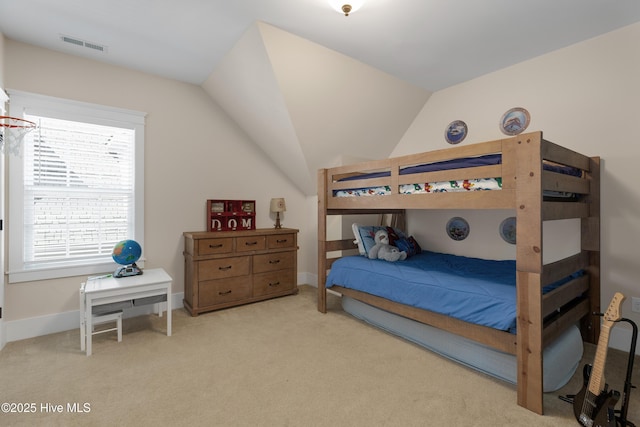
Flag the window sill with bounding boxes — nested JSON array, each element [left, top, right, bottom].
[[8, 259, 146, 283]]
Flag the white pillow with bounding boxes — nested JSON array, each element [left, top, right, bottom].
[[351, 223, 367, 256]]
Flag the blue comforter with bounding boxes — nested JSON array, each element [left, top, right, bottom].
[[338, 154, 581, 181], [326, 252, 575, 333]]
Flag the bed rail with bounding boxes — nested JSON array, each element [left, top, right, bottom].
[[333, 285, 517, 354]]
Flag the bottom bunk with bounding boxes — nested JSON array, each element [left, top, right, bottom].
[[341, 295, 583, 392], [325, 251, 584, 334], [323, 245, 592, 414]]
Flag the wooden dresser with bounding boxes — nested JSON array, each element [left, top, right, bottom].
[[183, 228, 298, 316]]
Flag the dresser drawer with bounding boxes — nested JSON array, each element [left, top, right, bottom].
[[267, 234, 295, 249], [198, 256, 250, 281], [199, 276, 252, 306], [253, 251, 294, 274], [236, 235, 266, 252], [253, 270, 295, 297], [197, 238, 233, 256]]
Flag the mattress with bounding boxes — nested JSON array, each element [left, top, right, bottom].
[[335, 178, 502, 197], [326, 252, 581, 333], [333, 153, 580, 199], [342, 296, 583, 392]]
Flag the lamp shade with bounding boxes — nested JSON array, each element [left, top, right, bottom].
[[270, 198, 286, 213]]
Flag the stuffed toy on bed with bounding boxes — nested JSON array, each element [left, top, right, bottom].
[[368, 229, 407, 262]]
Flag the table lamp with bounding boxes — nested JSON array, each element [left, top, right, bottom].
[[270, 198, 286, 229]]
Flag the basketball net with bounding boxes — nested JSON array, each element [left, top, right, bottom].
[[0, 116, 37, 156]]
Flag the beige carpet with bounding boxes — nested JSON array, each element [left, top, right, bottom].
[[1, 285, 637, 427]]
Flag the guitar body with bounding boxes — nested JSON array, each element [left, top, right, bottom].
[[572, 293, 625, 427], [573, 365, 620, 427]]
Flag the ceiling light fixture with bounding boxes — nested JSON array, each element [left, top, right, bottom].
[[329, 0, 364, 16]]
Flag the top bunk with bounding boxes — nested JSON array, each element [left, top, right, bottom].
[[318, 131, 597, 219]]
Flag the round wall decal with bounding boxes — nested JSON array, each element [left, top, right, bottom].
[[499, 217, 516, 244], [445, 120, 468, 144], [446, 217, 469, 241], [500, 107, 530, 135]]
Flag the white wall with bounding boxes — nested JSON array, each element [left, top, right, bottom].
[[393, 22, 640, 351], [2, 40, 309, 328]]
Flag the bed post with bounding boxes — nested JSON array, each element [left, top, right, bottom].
[[514, 132, 545, 414], [318, 168, 328, 313], [582, 156, 601, 344]]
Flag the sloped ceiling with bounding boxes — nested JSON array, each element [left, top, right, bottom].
[[202, 22, 431, 195]]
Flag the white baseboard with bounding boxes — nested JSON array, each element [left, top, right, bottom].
[[8, 278, 637, 356], [5, 276, 314, 344], [6, 292, 184, 343], [5, 276, 313, 343], [298, 272, 317, 288]]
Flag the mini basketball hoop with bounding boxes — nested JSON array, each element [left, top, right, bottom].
[[0, 115, 37, 156]]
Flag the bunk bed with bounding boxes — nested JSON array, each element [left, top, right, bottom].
[[317, 131, 600, 415]]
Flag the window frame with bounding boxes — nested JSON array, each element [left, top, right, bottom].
[[7, 90, 145, 283]]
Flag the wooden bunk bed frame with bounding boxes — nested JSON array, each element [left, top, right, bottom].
[[317, 131, 600, 415]]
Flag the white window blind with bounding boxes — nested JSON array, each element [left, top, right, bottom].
[[8, 91, 145, 283], [24, 116, 134, 266]]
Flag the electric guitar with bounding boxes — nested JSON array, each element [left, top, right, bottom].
[[573, 292, 625, 427]]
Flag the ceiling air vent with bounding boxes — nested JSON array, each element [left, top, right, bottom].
[[61, 35, 83, 47], [83, 42, 105, 52], [60, 35, 107, 53]]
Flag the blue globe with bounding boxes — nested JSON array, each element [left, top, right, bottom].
[[112, 239, 142, 266]]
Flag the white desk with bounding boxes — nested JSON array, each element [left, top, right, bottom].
[[80, 268, 172, 356]]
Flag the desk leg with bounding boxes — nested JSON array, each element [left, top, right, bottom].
[[79, 286, 86, 352], [166, 284, 172, 337], [80, 322, 85, 351], [85, 299, 93, 356]]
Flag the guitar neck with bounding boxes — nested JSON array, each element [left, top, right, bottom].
[[588, 323, 611, 395]]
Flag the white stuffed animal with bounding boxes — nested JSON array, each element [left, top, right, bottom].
[[368, 229, 407, 262]]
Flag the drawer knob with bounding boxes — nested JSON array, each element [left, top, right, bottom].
[[269, 281, 280, 287], [269, 260, 281, 265], [245, 241, 258, 246], [218, 290, 232, 296], [218, 266, 232, 271], [276, 239, 287, 243], [209, 243, 223, 248]]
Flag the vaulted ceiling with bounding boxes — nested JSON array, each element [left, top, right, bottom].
[[3, 0, 639, 91], [202, 22, 430, 194]]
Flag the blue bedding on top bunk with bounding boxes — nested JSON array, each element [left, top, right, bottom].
[[338, 153, 581, 181], [340, 154, 502, 181], [326, 251, 580, 333]]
